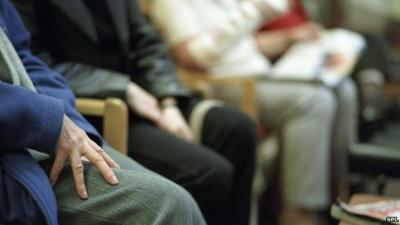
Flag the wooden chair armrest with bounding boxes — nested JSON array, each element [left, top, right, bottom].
[[178, 67, 259, 120], [76, 98, 129, 155], [207, 77, 258, 120], [179, 77, 214, 99]]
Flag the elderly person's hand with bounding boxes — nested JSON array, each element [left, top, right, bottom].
[[159, 98, 193, 142], [288, 22, 322, 42], [126, 82, 162, 125], [50, 115, 120, 199]]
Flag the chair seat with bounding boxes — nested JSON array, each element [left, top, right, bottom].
[[350, 143, 400, 177]]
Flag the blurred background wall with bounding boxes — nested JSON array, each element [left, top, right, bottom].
[[302, 0, 400, 34]]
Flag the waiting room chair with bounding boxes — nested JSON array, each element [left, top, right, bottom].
[[350, 144, 400, 179], [76, 98, 129, 155], [348, 82, 400, 195], [138, 0, 257, 120], [177, 67, 259, 120]]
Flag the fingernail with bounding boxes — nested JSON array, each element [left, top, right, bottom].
[[112, 175, 119, 185], [82, 190, 88, 199]]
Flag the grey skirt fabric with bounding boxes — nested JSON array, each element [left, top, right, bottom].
[[45, 145, 206, 225]]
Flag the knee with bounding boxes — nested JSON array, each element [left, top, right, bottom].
[[232, 109, 258, 139], [127, 172, 204, 223], [156, 178, 199, 212], [213, 159, 234, 190], [151, 178, 207, 224], [337, 79, 358, 105], [211, 107, 258, 147], [201, 157, 234, 195], [204, 159, 234, 211], [308, 87, 337, 118], [228, 110, 258, 162], [231, 109, 258, 148]]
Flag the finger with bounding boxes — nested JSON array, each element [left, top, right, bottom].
[[140, 105, 162, 125], [157, 117, 166, 130], [81, 156, 89, 162], [158, 115, 171, 130], [181, 126, 194, 143], [88, 140, 120, 169], [49, 150, 68, 186], [185, 129, 194, 142], [84, 142, 119, 186], [166, 124, 180, 137], [172, 125, 188, 141], [70, 150, 88, 199], [147, 108, 162, 124]]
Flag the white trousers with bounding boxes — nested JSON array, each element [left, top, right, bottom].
[[214, 78, 358, 209]]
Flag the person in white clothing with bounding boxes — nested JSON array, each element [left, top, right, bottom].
[[145, 0, 358, 224]]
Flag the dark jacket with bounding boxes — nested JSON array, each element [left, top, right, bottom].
[[13, 0, 190, 101], [0, 0, 102, 224]]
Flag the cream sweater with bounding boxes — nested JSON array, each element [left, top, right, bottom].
[[148, 0, 272, 77]]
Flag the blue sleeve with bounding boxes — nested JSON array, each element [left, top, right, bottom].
[[0, 0, 102, 147], [0, 82, 64, 153]]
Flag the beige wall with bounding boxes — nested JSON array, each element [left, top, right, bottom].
[[301, 0, 398, 35], [302, 0, 330, 25], [343, 0, 391, 34]]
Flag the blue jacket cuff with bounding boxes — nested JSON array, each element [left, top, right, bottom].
[[32, 95, 64, 154]]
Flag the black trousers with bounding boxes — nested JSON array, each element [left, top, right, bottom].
[[128, 104, 257, 225]]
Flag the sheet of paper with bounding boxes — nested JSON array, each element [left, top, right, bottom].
[[269, 28, 366, 87], [339, 199, 400, 224], [269, 41, 326, 80]]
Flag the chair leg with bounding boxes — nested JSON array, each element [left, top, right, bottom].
[[376, 175, 387, 195], [103, 98, 129, 155]]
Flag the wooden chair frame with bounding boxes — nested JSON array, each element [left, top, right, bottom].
[[177, 67, 259, 120], [76, 98, 129, 155]]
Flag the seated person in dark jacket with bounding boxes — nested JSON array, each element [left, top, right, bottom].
[[12, 0, 258, 225], [0, 0, 207, 224]]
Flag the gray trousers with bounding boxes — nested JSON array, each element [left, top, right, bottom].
[[52, 146, 206, 225], [215, 78, 357, 210]]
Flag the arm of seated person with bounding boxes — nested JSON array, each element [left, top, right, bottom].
[[256, 22, 322, 58], [0, 0, 120, 199], [0, 82, 64, 153], [159, 97, 193, 142], [0, 83, 120, 200], [255, 29, 294, 59], [3, 0, 102, 144], [150, 0, 288, 70]]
